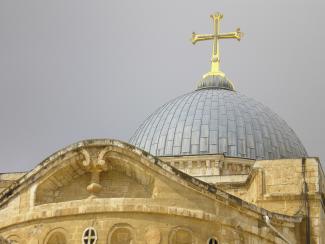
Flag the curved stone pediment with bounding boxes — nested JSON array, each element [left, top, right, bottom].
[[35, 153, 155, 205], [0, 139, 301, 227], [34, 144, 155, 205]]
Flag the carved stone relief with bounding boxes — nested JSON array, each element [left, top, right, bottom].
[[80, 148, 110, 197], [35, 146, 155, 204]]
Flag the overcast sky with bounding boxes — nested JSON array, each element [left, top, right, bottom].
[[0, 0, 324, 173]]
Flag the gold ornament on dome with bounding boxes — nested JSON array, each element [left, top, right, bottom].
[[192, 12, 243, 79]]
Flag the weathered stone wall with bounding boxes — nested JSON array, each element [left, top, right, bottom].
[[1, 180, 296, 244], [0, 212, 279, 244], [220, 158, 325, 244]]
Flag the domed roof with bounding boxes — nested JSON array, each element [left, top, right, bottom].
[[130, 89, 307, 160], [130, 13, 308, 160]]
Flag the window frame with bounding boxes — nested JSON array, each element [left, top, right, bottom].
[[82, 227, 97, 244], [207, 237, 218, 244]]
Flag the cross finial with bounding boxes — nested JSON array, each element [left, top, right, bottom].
[[192, 12, 243, 87]]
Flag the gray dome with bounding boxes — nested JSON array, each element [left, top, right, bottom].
[[130, 89, 307, 160]]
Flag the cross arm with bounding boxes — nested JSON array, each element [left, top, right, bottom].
[[191, 32, 214, 44], [192, 28, 243, 45], [218, 28, 243, 41]]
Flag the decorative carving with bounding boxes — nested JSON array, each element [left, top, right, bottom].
[[81, 148, 109, 172], [80, 148, 110, 198], [35, 147, 155, 204]]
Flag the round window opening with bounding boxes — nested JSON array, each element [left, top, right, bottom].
[[82, 227, 97, 244], [208, 238, 218, 244]]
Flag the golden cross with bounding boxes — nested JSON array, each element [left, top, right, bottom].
[[192, 12, 243, 78]]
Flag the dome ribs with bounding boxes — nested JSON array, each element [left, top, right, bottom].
[[129, 89, 308, 160]]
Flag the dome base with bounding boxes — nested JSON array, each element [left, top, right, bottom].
[[197, 74, 235, 91]]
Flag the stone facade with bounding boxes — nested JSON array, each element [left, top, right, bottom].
[[161, 155, 325, 244], [0, 139, 323, 243]]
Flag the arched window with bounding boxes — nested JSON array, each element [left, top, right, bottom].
[[46, 232, 67, 244], [109, 227, 133, 244], [82, 227, 97, 244], [5, 235, 22, 244], [208, 238, 218, 244], [0, 236, 10, 244], [170, 228, 192, 244]]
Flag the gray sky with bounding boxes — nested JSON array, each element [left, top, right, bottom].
[[0, 0, 324, 173]]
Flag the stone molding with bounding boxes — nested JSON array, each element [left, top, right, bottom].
[[160, 155, 254, 177]]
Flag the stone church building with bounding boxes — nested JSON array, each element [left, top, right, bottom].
[[0, 13, 324, 244]]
